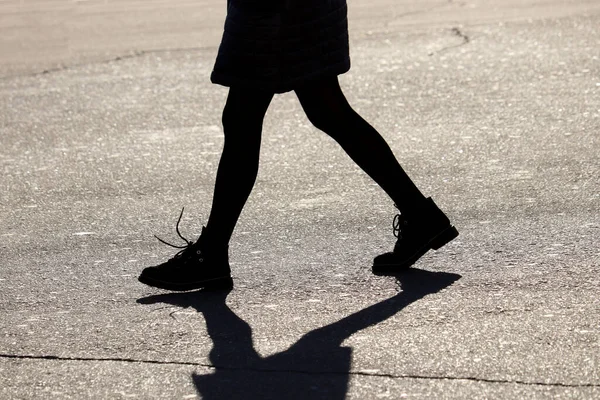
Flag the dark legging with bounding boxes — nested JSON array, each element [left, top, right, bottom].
[[205, 77, 425, 245]]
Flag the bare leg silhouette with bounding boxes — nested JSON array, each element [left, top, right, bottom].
[[204, 88, 274, 245], [295, 77, 426, 216], [206, 76, 427, 244], [205, 75, 428, 244]]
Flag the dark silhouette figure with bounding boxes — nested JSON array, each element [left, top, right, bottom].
[[138, 269, 461, 399], [205, 78, 428, 247], [138, 3, 459, 292]]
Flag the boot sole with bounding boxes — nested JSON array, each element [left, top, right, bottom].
[[138, 275, 234, 292], [372, 225, 459, 275]]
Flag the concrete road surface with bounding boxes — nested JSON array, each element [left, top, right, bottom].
[[1, 0, 599, 398]]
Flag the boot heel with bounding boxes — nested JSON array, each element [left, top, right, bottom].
[[203, 276, 234, 291], [430, 226, 459, 250]]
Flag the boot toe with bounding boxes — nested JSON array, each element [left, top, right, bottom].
[[372, 252, 402, 274], [373, 252, 395, 265]]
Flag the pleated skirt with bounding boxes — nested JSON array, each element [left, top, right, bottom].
[[211, 0, 351, 93]]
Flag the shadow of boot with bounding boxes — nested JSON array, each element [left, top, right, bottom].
[[137, 268, 461, 400], [137, 287, 261, 369]]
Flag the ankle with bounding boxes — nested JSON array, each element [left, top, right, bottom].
[[394, 195, 428, 217], [198, 226, 230, 251]]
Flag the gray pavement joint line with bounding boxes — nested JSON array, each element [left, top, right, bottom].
[[386, 0, 465, 26], [3, 25, 471, 80], [0, 45, 218, 81], [0, 353, 598, 389]]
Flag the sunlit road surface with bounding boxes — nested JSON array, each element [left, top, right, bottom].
[[1, 1, 599, 399]]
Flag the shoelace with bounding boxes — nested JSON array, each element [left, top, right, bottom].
[[154, 207, 196, 260], [392, 206, 408, 239]]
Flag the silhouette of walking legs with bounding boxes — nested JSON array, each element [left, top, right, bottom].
[[138, 88, 274, 290], [139, 78, 457, 291], [295, 77, 458, 273], [204, 88, 274, 246], [295, 77, 426, 216]]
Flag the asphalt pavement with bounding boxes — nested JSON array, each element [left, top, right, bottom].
[[1, 1, 599, 398]]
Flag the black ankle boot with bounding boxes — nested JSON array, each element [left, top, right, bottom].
[[372, 197, 458, 274], [139, 213, 233, 291]]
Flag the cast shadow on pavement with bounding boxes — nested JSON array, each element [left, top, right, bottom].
[[137, 268, 461, 399]]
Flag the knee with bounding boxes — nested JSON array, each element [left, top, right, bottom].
[[296, 82, 356, 136], [221, 102, 245, 134], [304, 107, 334, 133], [303, 101, 356, 138], [221, 89, 272, 135], [221, 104, 263, 147]]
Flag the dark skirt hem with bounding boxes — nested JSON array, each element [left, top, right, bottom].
[[210, 60, 350, 94]]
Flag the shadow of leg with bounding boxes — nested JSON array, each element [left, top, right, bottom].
[[137, 268, 461, 400]]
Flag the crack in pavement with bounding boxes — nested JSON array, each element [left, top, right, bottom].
[[2, 4, 472, 80], [0, 46, 215, 81], [430, 27, 471, 56], [387, 0, 466, 25], [2, 1, 469, 80], [1, 353, 598, 389], [451, 27, 471, 44]]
